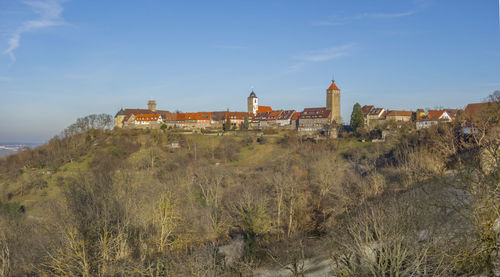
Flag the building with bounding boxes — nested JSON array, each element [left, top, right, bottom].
[[148, 100, 157, 112], [248, 90, 258, 115], [298, 108, 331, 133], [114, 100, 173, 129], [297, 80, 341, 134], [361, 105, 374, 125], [416, 109, 456, 129], [291, 112, 301, 129], [253, 110, 296, 128], [276, 110, 296, 127], [361, 105, 386, 127], [464, 102, 491, 120], [134, 113, 163, 125], [225, 111, 253, 129], [113, 79, 342, 134], [367, 108, 385, 127], [326, 80, 341, 124], [255, 110, 282, 128], [416, 109, 425, 120], [385, 110, 413, 122], [184, 112, 212, 129]]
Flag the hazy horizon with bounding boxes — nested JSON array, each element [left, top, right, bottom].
[[1, 0, 499, 142]]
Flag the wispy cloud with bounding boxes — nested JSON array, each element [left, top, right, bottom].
[[284, 62, 306, 74], [311, 11, 417, 26], [294, 44, 355, 62], [312, 0, 429, 27], [284, 44, 355, 74], [4, 0, 66, 63]]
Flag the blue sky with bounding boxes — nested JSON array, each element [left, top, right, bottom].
[[0, 0, 499, 142]]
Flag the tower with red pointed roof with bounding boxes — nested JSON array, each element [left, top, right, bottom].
[[326, 79, 341, 124]]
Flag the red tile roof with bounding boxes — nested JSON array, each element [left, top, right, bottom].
[[257, 106, 272, 113], [210, 111, 227, 122], [176, 113, 185, 121], [291, 112, 301, 121], [255, 110, 290, 121], [299, 107, 331, 119], [184, 112, 211, 121], [362, 105, 374, 116], [278, 110, 295, 120], [327, 81, 340, 91], [162, 112, 177, 121], [369, 108, 384, 116], [121, 109, 171, 121], [418, 109, 460, 122], [425, 110, 445, 121], [465, 103, 490, 119], [135, 113, 160, 122]]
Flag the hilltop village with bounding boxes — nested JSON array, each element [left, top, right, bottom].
[[114, 80, 341, 134], [113, 80, 490, 135]]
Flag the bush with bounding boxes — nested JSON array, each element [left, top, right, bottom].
[[215, 137, 241, 162]]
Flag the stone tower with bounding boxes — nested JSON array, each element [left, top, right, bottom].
[[148, 100, 157, 112], [326, 80, 341, 124], [247, 90, 258, 115]]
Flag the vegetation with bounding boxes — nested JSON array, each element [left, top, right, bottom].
[[224, 114, 231, 132], [350, 102, 364, 132], [0, 95, 498, 276]]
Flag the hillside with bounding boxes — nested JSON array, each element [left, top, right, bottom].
[[0, 112, 498, 276]]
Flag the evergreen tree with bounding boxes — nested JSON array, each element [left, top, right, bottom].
[[350, 103, 364, 131], [243, 116, 249, 130], [224, 114, 232, 132]]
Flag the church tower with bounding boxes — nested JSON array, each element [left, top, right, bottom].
[[247, 90, 258, 115], [326, 80, 341, 124]]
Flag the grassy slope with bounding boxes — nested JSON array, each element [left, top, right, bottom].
[[1, 131, 331, 217]]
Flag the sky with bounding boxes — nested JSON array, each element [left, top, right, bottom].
[[0, 0, 499, 143]]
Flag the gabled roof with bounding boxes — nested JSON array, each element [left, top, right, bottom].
[[176, 113, 185, 121], [291, 112, 301, 121], [327, 81, 340, 91], [184, 112, 211, 121], [225, 111, 253, 120], [115, 109, 126, 117], [135, 113, 161, 122], [210, 111, 227, 121], [299, 107, 330, 119], [120, 109, 171, 121], [426, 110, 446, 121], [278, 110, 295, 120], [257, 106, 272, 113], [369, 108, 384, 116], [361, 105, 374, 116], [162, 112, 177, 121], [465, 103, 490, 119], [254, 110, 294, 121], [444, 109, 459, 118]]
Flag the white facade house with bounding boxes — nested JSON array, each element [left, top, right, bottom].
[[416, 110, 456, 129]]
